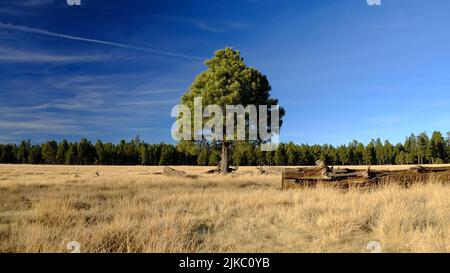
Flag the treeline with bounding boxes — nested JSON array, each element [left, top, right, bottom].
[[1, 131, 450, 166]]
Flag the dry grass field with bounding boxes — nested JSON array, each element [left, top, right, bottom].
[[0, 164, 449, 253]]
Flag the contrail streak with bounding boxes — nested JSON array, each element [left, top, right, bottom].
[[0, 22, 204, 60]]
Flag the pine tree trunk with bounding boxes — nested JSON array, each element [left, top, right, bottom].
[[220, 141, 229, 174]]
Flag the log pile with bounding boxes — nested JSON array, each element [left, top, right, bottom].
[[282, 161, 450, 189]]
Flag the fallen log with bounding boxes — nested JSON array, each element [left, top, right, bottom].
[[204, 165, 239, 174], [204, 168, 220, 174], [257, 166, 282, 175], [163, 167, 188, 177], [140, 171, 162, 175], [282, 164, 450, 189]]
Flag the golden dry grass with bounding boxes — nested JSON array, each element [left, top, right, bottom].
[[0, 164, 449, 253]]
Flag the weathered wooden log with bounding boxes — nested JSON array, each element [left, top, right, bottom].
[[204, 168, 220, 174], [163, 167, 188, 177], [409, 165, 450, 173], [331, 168, 352, 174], [257, 166, 282, 175], [282, 165, 450, 189], [204, 165, 239, 174]]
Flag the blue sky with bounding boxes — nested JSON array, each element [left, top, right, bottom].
[[1, 0, 450, 145]]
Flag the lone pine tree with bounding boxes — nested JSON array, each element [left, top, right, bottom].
[[180, 47, 285, 173]]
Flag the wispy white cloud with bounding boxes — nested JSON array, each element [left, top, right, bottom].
[[0, 47, 109, 63], [284, 98, 450, 107], [39, 73, 185, 111], [0, 120, 77, 131], [0, 7, 28, 16], [0, 71, 184, 142], [0, 1, 54, 17], [116, 99, 178, 107], [0, 110, 82, 134], [0, 22, 204, 60], [0, 104, 51, 114], [48, 73, 154, 90], [136, 89, 183, 95], [0, 103, 168, 140], [149, 15, 249, 33], [284, 98, 393, 106], [14, 0, 55, 6]]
